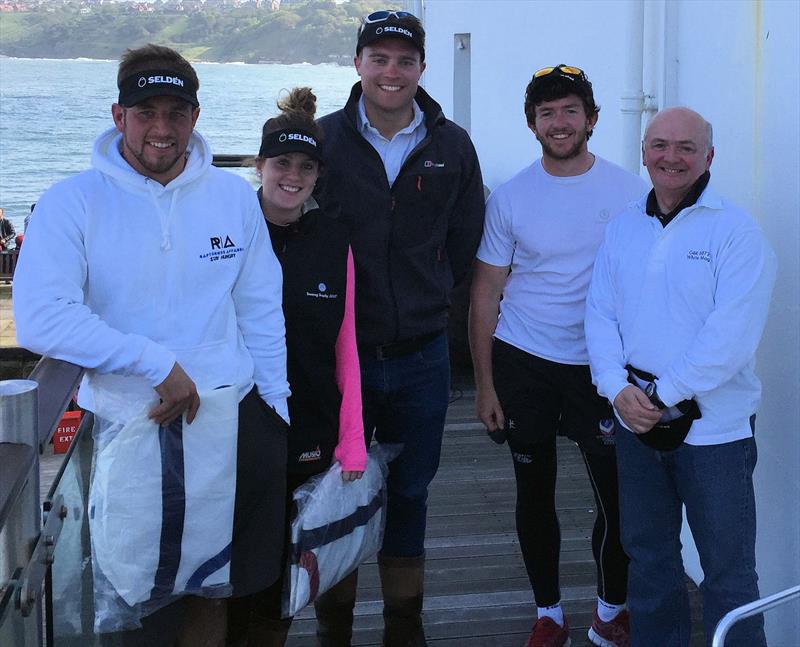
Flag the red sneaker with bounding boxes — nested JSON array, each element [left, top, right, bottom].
[[588, 609, 630, 647], [524, 616, 571, 647]]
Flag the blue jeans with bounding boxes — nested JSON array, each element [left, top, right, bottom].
[[359, 333, 450, 557], [615, 427, 765, 647]]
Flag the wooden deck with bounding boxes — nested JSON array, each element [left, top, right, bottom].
[[36, 380, 703, 646], [287, 382, 703, 646], [0, 285, 16, 349]]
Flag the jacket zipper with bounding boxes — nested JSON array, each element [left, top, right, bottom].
[[344, 102, 436, 344]]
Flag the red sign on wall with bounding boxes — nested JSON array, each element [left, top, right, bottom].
[[54, 411, 82, 454]]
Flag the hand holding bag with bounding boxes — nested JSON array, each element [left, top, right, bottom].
[[282, 443, 401, 617]]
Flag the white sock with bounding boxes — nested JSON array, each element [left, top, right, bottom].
[[537, 603, 564, 626], [597, 597, 625, 622]]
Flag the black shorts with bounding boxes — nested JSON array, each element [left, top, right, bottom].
[[492, 339, 616, 455]]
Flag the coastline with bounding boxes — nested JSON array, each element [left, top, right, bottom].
[[0, 55, 348, 67]]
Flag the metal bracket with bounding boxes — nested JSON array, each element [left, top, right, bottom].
[[16, 494, 66, 617], [0, 568, 22, 628]]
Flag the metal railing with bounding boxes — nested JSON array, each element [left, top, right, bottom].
[[712, 584, 800, 647], [0, 359, 84, 647], [0, 379, 43, 646]]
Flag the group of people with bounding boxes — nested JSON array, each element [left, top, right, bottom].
[[11, 8, 775, 647], [0, 205, 36, 251], [0, 207, 18, 250]]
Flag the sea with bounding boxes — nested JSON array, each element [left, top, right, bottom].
[[0, 57, 359, 233]]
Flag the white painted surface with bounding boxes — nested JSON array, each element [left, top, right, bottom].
[[420, 1, 800, 641]]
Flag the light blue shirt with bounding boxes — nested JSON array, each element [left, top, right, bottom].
[[357, 94, 427, 186]]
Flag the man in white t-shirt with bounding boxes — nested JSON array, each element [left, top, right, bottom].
[[469, 65, 647, 647]]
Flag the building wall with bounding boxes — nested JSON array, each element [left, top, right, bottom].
[[420, 0, 800, 641], [422, 0, 646, 189]]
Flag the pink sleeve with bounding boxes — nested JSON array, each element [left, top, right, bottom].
[[333, 247, 367, 472]]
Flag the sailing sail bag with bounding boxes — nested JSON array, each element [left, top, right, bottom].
[[89, 384, 238, 632], [282, 443, 400, 618]]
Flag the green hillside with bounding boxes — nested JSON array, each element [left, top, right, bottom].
[[0, 1, 400, 64]]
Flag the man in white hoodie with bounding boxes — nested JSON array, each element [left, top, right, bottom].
[[13, 45, 289, 646]]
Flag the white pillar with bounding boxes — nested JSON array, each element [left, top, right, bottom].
[[620, 0, 646, 175]]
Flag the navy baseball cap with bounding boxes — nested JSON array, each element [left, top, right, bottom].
[[357, 11, 425, 61]]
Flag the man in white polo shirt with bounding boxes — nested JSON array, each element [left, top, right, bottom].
[[469, 65, 647, 647], [585, 106, 775, 646]]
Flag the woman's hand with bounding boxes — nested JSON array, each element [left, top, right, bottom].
[[341, 470, 364, 482]]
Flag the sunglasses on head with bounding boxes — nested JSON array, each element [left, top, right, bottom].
[[364, 10, 414, 23], [532, 65, 587, 84]]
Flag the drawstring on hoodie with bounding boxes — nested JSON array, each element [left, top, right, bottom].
[[146, 178, 181, 251], [90, 127, 210, 254]]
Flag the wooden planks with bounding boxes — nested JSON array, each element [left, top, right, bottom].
[[34, 381, 703, 645], [286, 385, 704, 646]]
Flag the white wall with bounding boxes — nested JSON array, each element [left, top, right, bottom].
[[422, 0, 649, 189], [421, 0, 800, 641]]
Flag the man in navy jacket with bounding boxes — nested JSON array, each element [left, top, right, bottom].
[[315, 10, 485, 646]]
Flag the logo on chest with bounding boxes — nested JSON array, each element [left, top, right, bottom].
[[686, 250, 712, 263], [198, 235, 243, 262], [298, 445, 322, 463], [306, 282, 339, 299]]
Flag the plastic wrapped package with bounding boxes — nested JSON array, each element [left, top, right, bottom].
[[282, 443, 400, 618], [89, 383, 238, 632]]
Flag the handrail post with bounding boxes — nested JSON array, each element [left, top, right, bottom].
[[0, 379, 42, 645]]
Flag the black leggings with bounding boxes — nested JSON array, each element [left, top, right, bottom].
[[511, 438, 628, 607]]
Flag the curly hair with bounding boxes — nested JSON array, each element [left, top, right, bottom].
[[524, 74, 600, 138]]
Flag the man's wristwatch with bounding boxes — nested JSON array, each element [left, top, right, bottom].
[[645, 381, 667, 410]]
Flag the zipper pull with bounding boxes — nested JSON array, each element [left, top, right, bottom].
[[417, 175, 422, 192]]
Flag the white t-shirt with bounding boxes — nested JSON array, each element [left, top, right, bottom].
[[477, 156, 648, 364]]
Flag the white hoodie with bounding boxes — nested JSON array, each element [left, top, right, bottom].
[[13, 127, 289, 417]]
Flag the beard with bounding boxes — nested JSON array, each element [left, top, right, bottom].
[[536, 127, 588, 161], [124, 137, 185, 178]]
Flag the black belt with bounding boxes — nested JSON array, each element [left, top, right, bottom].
[[361, 330, 443, 360]]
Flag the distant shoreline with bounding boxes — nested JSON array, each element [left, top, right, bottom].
[[0, 2, 376, 67], [0, 55, 347, 68]]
